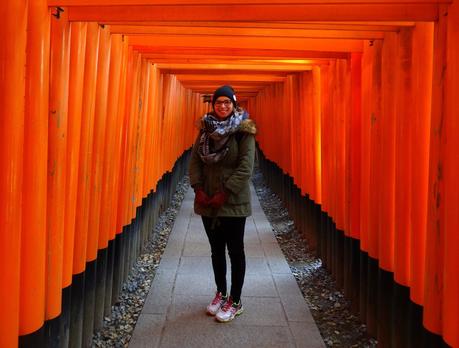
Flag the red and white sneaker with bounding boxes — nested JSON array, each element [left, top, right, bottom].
[[206, 292, 227, 316], [215, 297, 244, 322]]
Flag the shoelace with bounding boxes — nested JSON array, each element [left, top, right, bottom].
[[212, 293, 225, 305], [221, 299, 234, 312]]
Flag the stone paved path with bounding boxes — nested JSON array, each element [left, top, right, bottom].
[[129, 185, 325, 348]]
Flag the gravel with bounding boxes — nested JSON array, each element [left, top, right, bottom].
[[92, 177, 190, 348], [93, 170, 377, 347], [251, 169, 378, 348]]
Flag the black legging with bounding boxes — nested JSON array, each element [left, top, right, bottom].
[[202, 216, 246, 303]]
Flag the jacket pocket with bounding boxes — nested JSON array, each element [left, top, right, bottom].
[[227, 185, 250, 205]]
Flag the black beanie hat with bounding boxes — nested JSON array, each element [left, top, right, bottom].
[[212, 85, 237, 107]]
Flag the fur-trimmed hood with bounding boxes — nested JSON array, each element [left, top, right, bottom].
[[239, 118, 257, 135]]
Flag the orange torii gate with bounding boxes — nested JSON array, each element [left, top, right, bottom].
[[1, 0, 458, 347]]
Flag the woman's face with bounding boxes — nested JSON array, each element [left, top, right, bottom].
[[214, 97, 234, 120]]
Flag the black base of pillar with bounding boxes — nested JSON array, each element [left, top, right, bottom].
[[82, 260, 97, 348], [69, 272, 85, 348]]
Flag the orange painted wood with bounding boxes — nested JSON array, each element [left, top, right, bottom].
[[47, 5, 71, 321], [147, 65, 163, 192], [150, 57, 318, 65], [161, 74, 173, 174], [423, 5, 447, 335], [148, 59, 324, 69], [307, 70, 317, 199], [274, 83, 283, 166], [367, 40, 382, 260], [180, 80, 284, 87], [442, 1, 459, 346], [312, 67, 322, 205], [159, 64, 313, 74], [113, 38, 130, 237], [119, 49, 136, 224], [323, 61, 335, 223], [104, 20, 415, 33], [337, 59, 351, 233], [150, 69, 161, 190], [160, 74, 170, 175], [335, 59, 348, 231], [19, 0, 50, 334], [359, 41, 375, 253], [307, 68, 319, 203], [328, 61, 337, 225], [109, 24, 386, 40], [330, 60, 340, 227], [376, 33, 398, 272], [319, 64, 330, 215], [123, 51, 141, 223], [393, 28, 413, 284], [175, 74, 287, 82], [99, 34, 123, 245], [132, 58, 150, 208], [128, 35, 363, 53], [281, 81, 291, 175], [63, 22, 87, 287], [49, 7, 71, 297], [409, 22, 433, 307], [342, 58, 352, 235], [66, 4, 439, 22], [73, 22, 100, 275], [286, 74, 298, 181], [48, 0, 451, 5], [116, 46, 134, 231], [142, 63, 157, 195], [156, 73, 166, 183], [0, 1, 27, 345], [144, 57, 318, 65], [349, 53, 361, 239], [252, 84, 276, 166], [134, 46, 349, 60], [87, 25, 111, 260], [182, 89, 191, 155], [129, 54, 144, 219], [298, 71, 312, 197], [162, 74, 172, 175]]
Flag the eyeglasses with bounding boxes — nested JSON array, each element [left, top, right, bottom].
[[214, 100, 232, 107]]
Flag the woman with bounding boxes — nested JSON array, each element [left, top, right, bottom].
[[189, 85, 256, 323]]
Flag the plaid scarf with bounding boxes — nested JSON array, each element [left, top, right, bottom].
[[198, 109, 247, 164]]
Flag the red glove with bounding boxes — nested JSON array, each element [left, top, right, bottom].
[[208, 190, 229, 209], [195, 188, 210, 207]]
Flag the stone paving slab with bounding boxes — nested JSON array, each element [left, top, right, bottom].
[[130, 185, 325, 348]]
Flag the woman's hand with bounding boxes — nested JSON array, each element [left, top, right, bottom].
[[195, 188, 211, 207], [208, 190, 229, 209]]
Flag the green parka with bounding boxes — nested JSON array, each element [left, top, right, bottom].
[[189, 118, 257, 217]]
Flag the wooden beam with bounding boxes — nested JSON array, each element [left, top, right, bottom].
[[157, 63, 313, 71], [49, 0, 450, 5], [127, 34, 364, 52], [141, 55, 332, 65], [66, 4, 439, 22], [181, 82, 273, 89], [143, 58, 327, 66], [103, 20, 416, 31], [134, 46, 350, 59], [189, 87, 262, 95], [161, 68, 296, 74], [110, 25, 386, 39], [174, 73, 287, 82]]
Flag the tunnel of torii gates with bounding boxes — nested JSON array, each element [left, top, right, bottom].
[[1, 0, 459, 347]]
